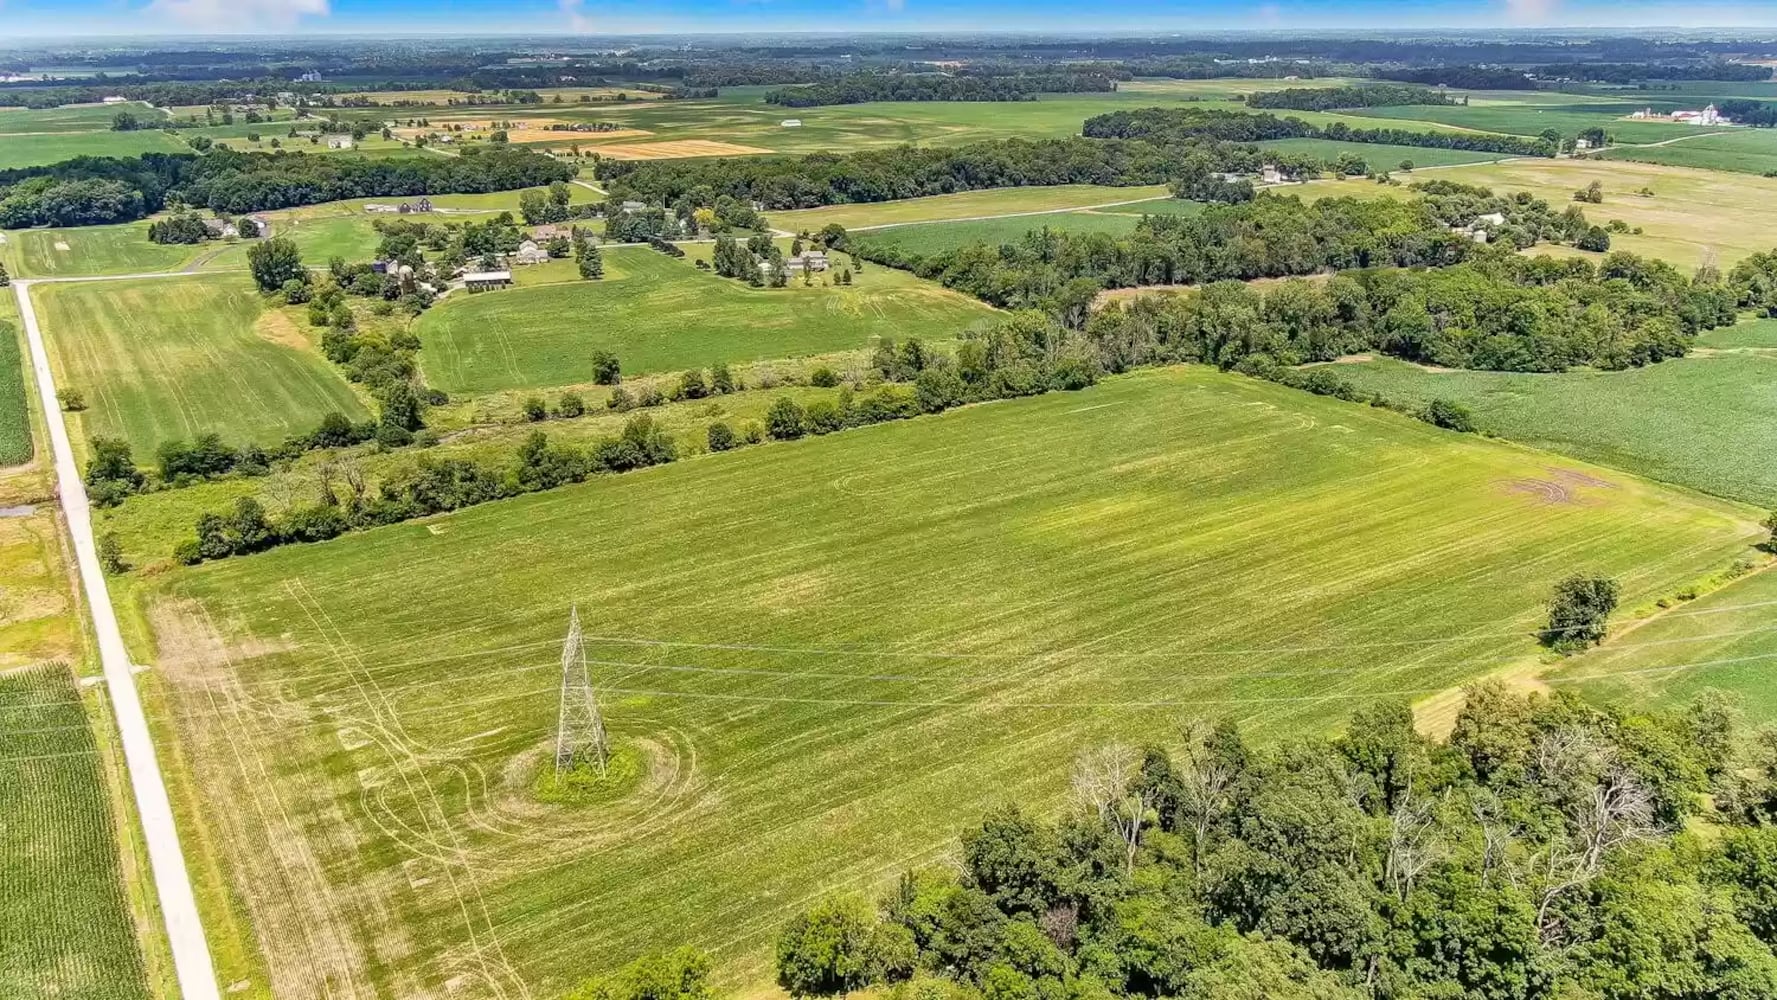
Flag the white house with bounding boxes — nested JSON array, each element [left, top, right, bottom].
[[101, 95, 129, 105], [785, 250, 830, 273], [1260, 165, 1285, 185], [1476, 212, 1506, 227], [512, 240, 551, 265], [327, 136, 355, 150]]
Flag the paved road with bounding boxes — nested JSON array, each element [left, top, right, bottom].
[[13, 280, 222, 1000]]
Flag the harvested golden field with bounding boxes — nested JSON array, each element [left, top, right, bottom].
[[586, 139, 774, 159]]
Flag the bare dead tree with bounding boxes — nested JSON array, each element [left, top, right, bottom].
[[1527, 730, 1659, 941], [1072, 743, 1154, 874], [337, 456, 368, 515], [1470, 790, 1518, 886], [1384, 786, 1443, 902], [1176, 720, 1236, 875]]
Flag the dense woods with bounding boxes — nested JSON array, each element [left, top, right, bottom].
[[0, 146, 573, 228], [598, 138, 1184, 209], [768, 688, 1777, 1000], [764, 72, 1119, 106], [1245, 85, 1457, 111], [1083, 107, 1558, 157]]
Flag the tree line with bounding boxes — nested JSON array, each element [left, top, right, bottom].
[[1082, 107, 1558, 158], [761, 687, 1777, 1000], [1245, 84, 1457, 112], [597, 137, 1183, 210], [0, 146, 573, 229], [763, 72, 1120, 107]]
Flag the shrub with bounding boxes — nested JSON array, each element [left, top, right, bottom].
[[741, 421, 766, 444], [766, 397, 807, 439], [809, 366, 842, 388], [60, 389, 87, 412], [522, 396, 548, 422], [677, 369, 709, 400], [711, 363, 738, 394], [84, 437, 144, 503], [1543, 574, 1619, 649], [591, 349, 622, 385], [607, 387, 635, 411], [557, 392, 586, 418], [1419, 398, 1475, 433], [97, 533, 126, 574], [707, 421, 737, 452], [636, 386, 665, 408], [805, 398, 846, 435]]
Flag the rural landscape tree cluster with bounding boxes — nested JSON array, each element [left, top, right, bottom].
[[1083, 107, 1559, 158], [762, 689, 1777, 1000]]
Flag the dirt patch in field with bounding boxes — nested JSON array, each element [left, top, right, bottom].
[[591, 139, 773, 160], [148, 598, 296, 683], [1548, 467, 1619, 490], [252, 309, 311, 351], [1497, 477, 1581, 505]]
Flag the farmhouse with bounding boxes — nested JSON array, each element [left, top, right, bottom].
[[201, 218, 239, 239], [785, 250, 830, 273], [463, 270, 513, 291], [327, 136, 355, 150], [1261, 165, 1285, 185], [531, 224, 569, 240]]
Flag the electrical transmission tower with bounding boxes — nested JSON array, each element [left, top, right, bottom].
[[554, 605, 610, 778]]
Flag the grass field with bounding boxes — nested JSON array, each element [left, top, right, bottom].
[[1700, 315, 1777, 349], [1255, 137, 1510, 168], [0, 129, 188, 170], [417, 246, 995, 392], [770, 184, 1173, 232], [1330, 352, 1777, 507], [0, 221, 211, 279], [1599, 127, 1777, 175], [35, 275, 371, 456], [0, 665, 152, 1000], [1302, 157, 1777, 270], [1341, 102, 1689, 144], [853, 210, 1157, 256], [131, 366, 1759, 998], [0, 102, 161, 133], [0, 319, 30, 466]]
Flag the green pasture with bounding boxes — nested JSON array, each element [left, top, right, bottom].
[[1700, 315, 1777, 349], [1598, 127, 1777, 176], [417, 246, 994, 392], [1339, 101, 1687, 142], [0, 221, 211, 279], [770, 184, 1172, 233], [1550, 562, 1777, 721], [854, 210, 1153, 257], [0, 129, 188, 169], [34, 275, 370, 457], [133, 365, 1758, 998], [0, 666, 152, 1000], [1330, 351, 1777, 507], [1254, 137, 1510, 168], [0, 102, 161, 133], [0, 319, 29, 466]]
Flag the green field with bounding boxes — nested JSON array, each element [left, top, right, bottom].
[[0, 129, 188, 170], [35, 275, 371, 456], [0, 319, 30, 465], [770, 184, 1173, 233], [1599, 127, 1777, 175], [853, 209, 1162, 257], [0, 665, 152, 1000], [1255, 136, 1510, 168], [133, 366, 1759, 997], [1330, 352, 1777, 507], [1700, 315, 1777, 349], [417, 246, 995, 392], [1342, 101, 1689, 143], [0, 222, 211, 279], [0, 102, 162, 133], [1550, 563, 1777, 720]]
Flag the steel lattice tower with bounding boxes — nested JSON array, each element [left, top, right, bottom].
[[554, 605, 611, 777]]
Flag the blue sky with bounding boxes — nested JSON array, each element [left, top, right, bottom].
[[4, 0, 1777, 37]]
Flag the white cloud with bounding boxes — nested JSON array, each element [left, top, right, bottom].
[[145, 0, 328, 30], [561, 0, 593, 31], [1504, 0, 1559, 22]]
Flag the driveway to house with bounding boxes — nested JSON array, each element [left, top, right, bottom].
[[12, 279, 222, 1000]]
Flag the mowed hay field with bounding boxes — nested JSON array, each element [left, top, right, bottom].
[[1331, 352, 1777, 507], [855, 210, 1158, 258], [1599, 127, 1777, 176], [0, 129, 188, 170], [35, 276, 371, 456], [1548, 563, 1777, 721], [1254, 137, 1510, 168], [418, 247, 995, 391], [1303, 157, 1777, 270], [0, 666, 152, 1000], [134, 367, 1760, 998], [0, 317, 30, 465], [0, 221, 211, 279], [769, 184, 1173, 232]]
